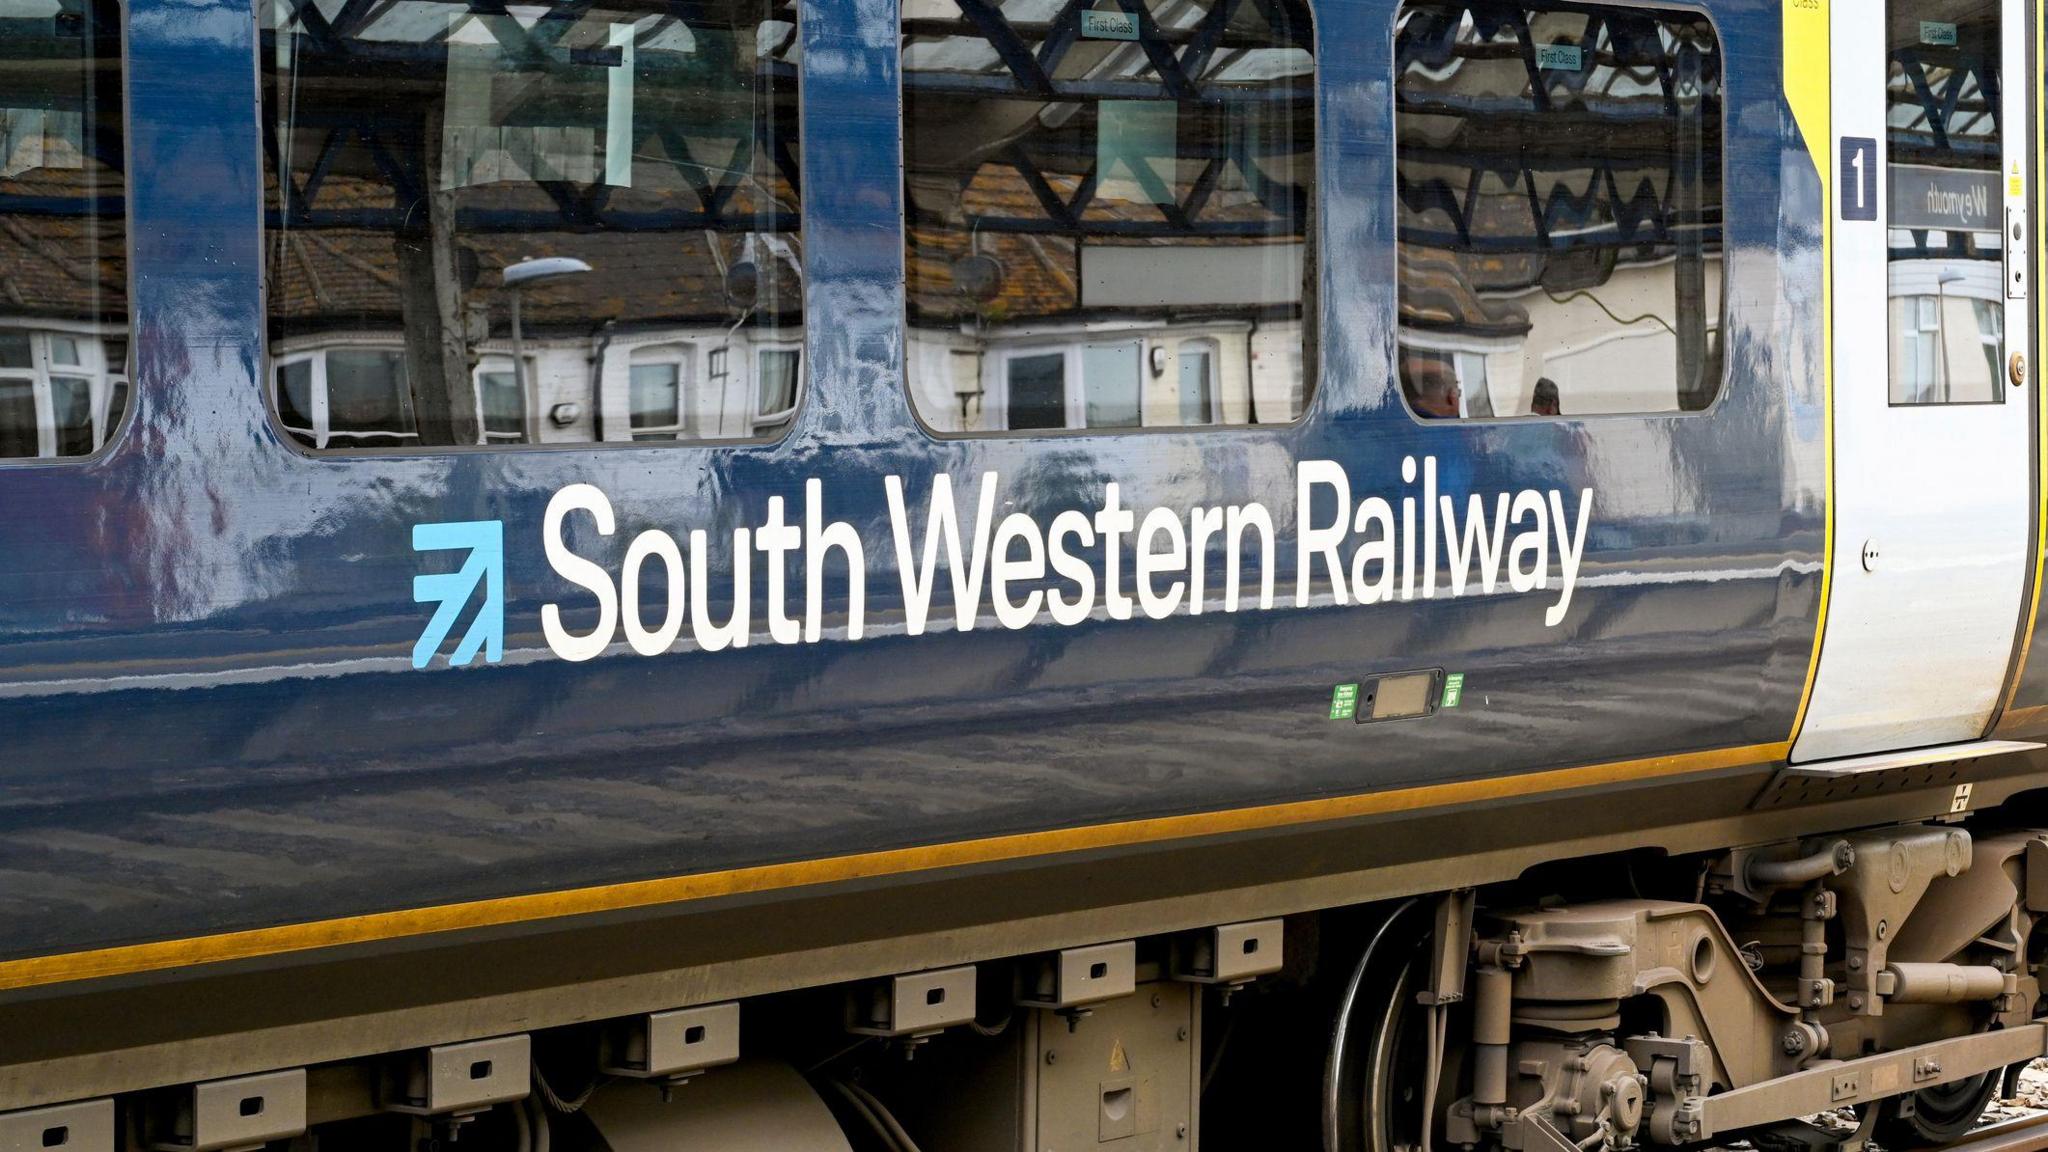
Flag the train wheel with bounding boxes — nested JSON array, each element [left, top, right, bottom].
[[1326, 903, 1463, 1152], [1872, 1071, 2002, 1149]]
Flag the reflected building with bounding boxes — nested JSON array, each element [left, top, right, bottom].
[[1395, 3, 1724, 420], [261, 0, 802, 451], [0, 0, 127, 460], [1884, 1, 2006, 406], [900, 0, 1314, 434]]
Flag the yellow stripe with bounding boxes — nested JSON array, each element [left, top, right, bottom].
[[1786, 0, 1834, 741], [0, 741, 1787, 993], [2002, 0, 2048, 716]]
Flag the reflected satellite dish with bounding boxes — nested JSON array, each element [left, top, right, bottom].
[[951, 253, 1004, 302], [726, 261, 760, 309]]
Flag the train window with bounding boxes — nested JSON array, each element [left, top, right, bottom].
[[900, 0, 1316, 435], [0, 0, 128, 461], [260, 0, 802, 452], [1395, 2, 1724, 419], [1885, 1, 2004, 405]]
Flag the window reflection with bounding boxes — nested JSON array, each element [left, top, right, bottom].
[[1395, 2, 1723, 419], [261, 0, 803, 451], [901, 0, 1315, 434], [0, 0, 128, 460], [755, 346, 799, 431], [477, 365, 529, 443], [628, 354, 686, 441], [1886, 1, 2006, 406]]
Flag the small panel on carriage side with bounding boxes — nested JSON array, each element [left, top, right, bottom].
[[899, 0, 1316, 435], [259, 0, 802, 451], [1394, 2, 1725, 421], [0, 0, 129, 462]]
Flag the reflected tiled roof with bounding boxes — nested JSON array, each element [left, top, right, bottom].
[[266, 173, 799, 333], [0, 164, 126, 322]]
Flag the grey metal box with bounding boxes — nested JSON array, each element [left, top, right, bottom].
[[1020, 941, 1136, 1009], [1031, 982, 1198, 1152], [1172, 920, 1284, 985], [149, 1069, 307, 1151], [603, 1003, 742, 1078], [848, 967, 978, 1037], [0, 1099, 113, 1152], [385, 1035, 531, 1115]]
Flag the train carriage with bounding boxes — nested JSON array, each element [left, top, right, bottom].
[[0, 0, 2046, 1147]]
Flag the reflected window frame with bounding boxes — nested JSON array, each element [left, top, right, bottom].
[[0, 0, 134, 467], [0, 327, 130, 460], [626, 342, 692, 442], [1174, 337, 1220, 427], [997, 346, 1069, 432], [988, 331, 1256, 433], [473, 356, 537, 445], [271, 344, 422, 451], [753, 343, 802, 435]]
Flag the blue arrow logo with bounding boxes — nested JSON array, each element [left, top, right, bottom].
[[411, 520, 506, 669]]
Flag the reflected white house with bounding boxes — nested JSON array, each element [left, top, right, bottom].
[[270, 324, 799, 450]]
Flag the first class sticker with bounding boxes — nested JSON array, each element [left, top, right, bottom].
[[1081, 10, 1139, 39]]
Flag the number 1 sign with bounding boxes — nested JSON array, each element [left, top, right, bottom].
[[1841, 136, 1879, 222]]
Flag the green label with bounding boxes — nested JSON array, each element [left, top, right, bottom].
[[1920, 20, 1957, 46], [1535, 43, 1582, 71], [1441, 673, 1465, 709], [1081, 9, 1140, 40], [1329, 683, 1359, 721]]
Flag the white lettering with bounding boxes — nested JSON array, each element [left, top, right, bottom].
[[1225, 503, 1276, 611], [1046, 509, 1098, 626], [991, 512, 1046, 629], [689, 527, 751, 652], [1507, 490, 1549, 593], [1296, 460, 1351, 607], [1441, 493, 1509, 598], [805, 478, 865, 642], [542, 483, 618, 663], [885, 472, 999, 635], [1350, 496, 1396, 604], [1096, 483, 1136, 621], [1136, 506, 1187, 619], [1547, 489, 1593, 627], [1187, 506, 1223, 614], [757, 495, 801, 645], [516, 463, 1601, 663], [621, 529, 685, 656]]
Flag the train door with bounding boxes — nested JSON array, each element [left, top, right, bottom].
[[1794, 0, 2035, 763]]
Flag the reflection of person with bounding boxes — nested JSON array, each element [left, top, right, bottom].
[[1402, 350, 1462, 418], [1531, 377, 1561, 416]]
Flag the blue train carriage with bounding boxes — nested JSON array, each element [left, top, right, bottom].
[[0, 0, 2045, 1147]]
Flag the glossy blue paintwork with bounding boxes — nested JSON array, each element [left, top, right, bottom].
[[0, 0, 1824, 962]]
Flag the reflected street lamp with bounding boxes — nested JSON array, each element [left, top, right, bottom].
[[1936, 268, 1966, 402], [503, 257, 594, 425]]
